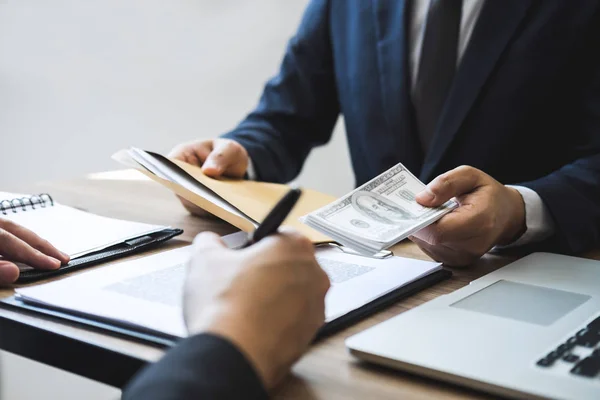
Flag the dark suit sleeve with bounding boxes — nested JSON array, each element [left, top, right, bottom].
[[221, 0, 339, 183], [122, 333, 268, 400], [518, 64, 600, 255]]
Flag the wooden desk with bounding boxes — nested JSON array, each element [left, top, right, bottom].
[[3, 171, 596, 398]]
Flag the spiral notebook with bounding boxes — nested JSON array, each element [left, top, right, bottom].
[[0, 192, 183, 282]]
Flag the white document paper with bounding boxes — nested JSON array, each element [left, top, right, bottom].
[[16, 246, 442, 337], [0, 192, 165, 258]]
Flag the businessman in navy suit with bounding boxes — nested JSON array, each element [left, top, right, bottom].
[[124, 1, 600, 398], [172, 0, 600, 266], [172, 0, 600, 267]]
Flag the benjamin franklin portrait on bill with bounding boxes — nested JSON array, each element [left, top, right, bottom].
[[351, 191, 415, 225]]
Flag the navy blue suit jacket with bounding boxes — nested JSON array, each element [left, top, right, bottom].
[[223, 0, 600, 254], [123, 334, 268, 399]]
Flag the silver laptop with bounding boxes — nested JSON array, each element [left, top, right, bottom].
[[346, 253, 600, 400]]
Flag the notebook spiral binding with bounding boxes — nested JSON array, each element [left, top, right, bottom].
[[0, 193, 54, 215]]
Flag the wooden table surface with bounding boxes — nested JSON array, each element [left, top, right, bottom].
[[3, 170, 598, 398]]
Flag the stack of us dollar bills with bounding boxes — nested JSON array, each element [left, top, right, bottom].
[[302, 163, 458, 255]]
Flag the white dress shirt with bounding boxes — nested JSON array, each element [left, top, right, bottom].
[[248, 0, 555, 247]]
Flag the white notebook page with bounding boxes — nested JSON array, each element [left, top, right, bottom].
[[0, 192, 166, 258]]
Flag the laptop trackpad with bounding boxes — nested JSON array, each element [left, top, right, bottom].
[[450, 280, 590, 326]]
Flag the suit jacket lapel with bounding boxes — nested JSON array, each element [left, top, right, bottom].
[[372, 0, 424, 175], [420, 0, 534, 182]]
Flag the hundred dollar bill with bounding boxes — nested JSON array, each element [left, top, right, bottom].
[[302, 163, 458, 255]]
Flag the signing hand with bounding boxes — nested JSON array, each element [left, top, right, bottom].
[[183, 230, 330, 391], [169, 138, 250, 216], [0, 219, 70, 284], [410, 166, 526, 267]]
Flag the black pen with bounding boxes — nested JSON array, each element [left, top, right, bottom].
[[240, 187, 302, 248]]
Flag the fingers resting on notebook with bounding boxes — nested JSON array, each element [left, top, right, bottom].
[[183, 230, 329, 391], [0, 218, 70, 284]]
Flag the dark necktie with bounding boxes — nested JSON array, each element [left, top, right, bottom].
[[413, 0, 463, 152]]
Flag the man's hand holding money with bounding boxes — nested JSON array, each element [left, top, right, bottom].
[[410, 166, 527, 267]]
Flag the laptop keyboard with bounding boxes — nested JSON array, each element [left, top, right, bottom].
[[536, 314, 600, 379]]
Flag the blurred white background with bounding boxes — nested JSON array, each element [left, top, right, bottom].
[[0, 0, 353, 195], [0, 0, 352, 398]]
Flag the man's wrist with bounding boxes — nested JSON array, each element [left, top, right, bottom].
[[498, 187, 527, 246]]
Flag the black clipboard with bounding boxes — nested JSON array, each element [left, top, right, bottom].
[[0, 268, 451, 348], [17, 228, 184, 283]]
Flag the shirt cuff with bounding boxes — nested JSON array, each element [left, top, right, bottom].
[[496, 185, 555, 249], [246, 156, 257, 180]]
